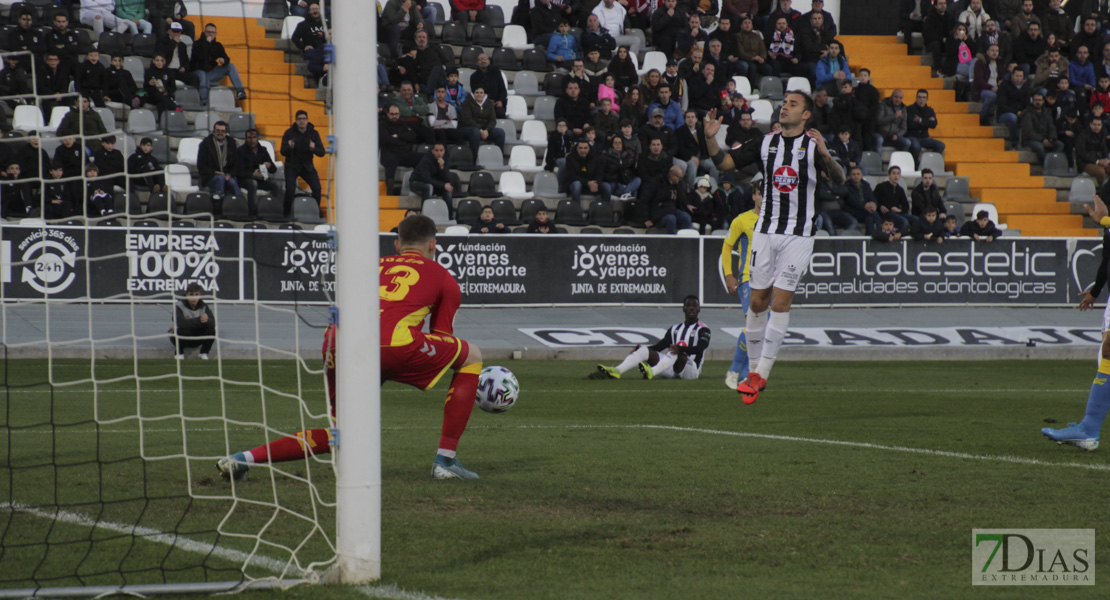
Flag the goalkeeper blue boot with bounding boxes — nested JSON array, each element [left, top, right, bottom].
[[432, 455, 479, 480], [217, 452, 251, 481], [1041, 423, 1100, 451]]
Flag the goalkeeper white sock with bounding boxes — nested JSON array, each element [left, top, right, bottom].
[[616, 346, 650, 374], [745, 309, 768, 373], [756, 310, 791, 379]]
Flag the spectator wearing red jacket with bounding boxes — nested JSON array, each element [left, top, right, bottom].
[[451, 0, 485, 23]]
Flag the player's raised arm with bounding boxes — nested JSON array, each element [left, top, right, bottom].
[[704, 108, 737, 171], [808, 128, 845, 185]]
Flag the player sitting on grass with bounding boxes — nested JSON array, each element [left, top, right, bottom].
[[721, 184, 761, 389], [597, 295, 711, 380], [1043, 194, 1110, 451], [219, 215, 485, 480]]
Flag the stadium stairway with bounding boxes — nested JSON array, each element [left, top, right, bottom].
[[207, 16, 332, 218], [840, 35, 1091, 237]]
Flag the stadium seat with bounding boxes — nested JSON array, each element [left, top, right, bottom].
[[512, 70, 543, 96], [456, 198, 483, 224], [758, 76, 784, 101], [44, 106, 69, 134], [122, 56, 145, 85], [93, 107, 116, 131], [221, 195, 251, 220], [228, 113, 254, 137], [12, 105, 43, 132], [887, 151, 920, 178], [613, 227, 635, 234], [521, 48, 552, 72], [165, 164, 198, 195], [400, 171, 414, 196], [126, 108, 158, 134], [479, 5, 505, 27], [444, 224, 471, 234], [471, 25, 498, 48], [786, 76, 811, 95], [532, 171, 564, 199], [430, 0, 446, 25], [457, 67, 475, 93], [263, 0, 289, 19], [860, 151, 882, 175], [509, 145, 542, 173], [146, 192, 169, 214], [98, 32, 127, 56], [587, 200, 620, 226], [441, 22, 466, 45], [177, 137, 202, 166], [918, 152, 951, 176], [579, 226, 603, 234], [292, 196, 326, 224], [184, 192, 214, 216], [499, 171, 533, 200], [209, 88, 241, 112], [449, 144, 479, 171], [491, 198, 520, 224], [814, 229, 830, 237], [498, 118, 525, 147], [422, 198, 452, 225], [623, 200, 648, 227], [1069, 177, 1098, 203], [175, 87, 204, 111], [677, 228, 699, 237], [971, 202, 1007, 230], [555, 199, 586, 225], [944, 202, 966, 226], [280, 16, 304, 40], [520, 120, 548, 147], [132, 33, 156, 58], [492, 47, 518, 71], [502, 25, 533, 50], [114, 190, 139, 214], [259, 140, 282, 168], [519, 198, 547, 223], [257, 197, 288, 222], [460, 45, 483, 69], [732, 76, 757, 100], [543, 72, 567, 96], [1043, 153, 1073, 177], [945, 176, 970, 201], [533, 95, 557, 121], [477, 144, 508, 171], [161, 110, 191, 136], [133, 219, 161, 227], [506, 95, 529, 119], [467, 171, 500, 198], [749, 99, 774, 128], [637, 51, 667, 76], [149, 136, 173, 165], [438, 44, 456, 68]]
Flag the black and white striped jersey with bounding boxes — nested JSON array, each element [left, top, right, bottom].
[[728, 132, 826, 237], [648, 320, 712, 370]]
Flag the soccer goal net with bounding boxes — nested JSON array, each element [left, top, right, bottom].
[[0, 0, 349, 595]]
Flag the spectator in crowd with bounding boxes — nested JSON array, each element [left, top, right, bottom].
[[678, 49, 704, 86], [37, 54, 71, 119], [905, 89, 946, 159], [766, 0, 803, 38], [57, 96, 108, 138], [411, 143, 459, 216], [0, 54, 30, 114], [996, 67, 1030, 146], [458, 86, 506, 160], [1034, 45, 1068, 94], [6, 8, 39, 73], [75, 51, 107, 108], [960, 209, 1002, 241], [853, 67, 881, 151], [526, 207, 560, 233], [592, 97, 620, 138], [429, 85, 464, 145], [603, 135, 641, 200], [705, 38, 734, 80], [103, 55, 140, 107], [1057, 107, 1082, 165], [157, 22, 201, 90], [872, 215, 903, 242], [815, 176, 858, 235], [637, 137, 675, 194], [545, 118, 576, 172], [116, 0, 152, 35], [874, 165, 913, 231], [237, 128, 279, 214], [901, 0, 926, 55], [1071, 44, 1096, 110], [1095, 43, 1110, 83], [609, 46, 639, 91], [640, 68, 663, 104], [621, 87, 647, 127], [1076, 116, 1110, 184], [1073, 16, 1103, 59], [910, 205, 945, 243], [829, 126, 861, 173], [380, 105, 422, 191], [910, 168, 945, 219], [84, 163, 114, 217], [978, 19, 1013, 68], [1041, 0, 1070, 51], [471, 204, 509, 233], [736, 15, 773, 89], [381, 0, 425, 60], [767, 17, 800, 76], [80, 0, 128, 36], [148, 0, 194, 39], [974, 44, 1002, 125], [944, 24, 975, 81], [795, 11, 832, 82], [128, 137, 165, 193], [197, 121, 241, 201], [170, 283, 216, 360], [957, 0, 990, 41], [191, 23, 248, 103], [392, 31, 445, 95], [443, 69, 467, 110], [592, 0, 641, 55], [585, 48, 609, 76], [555, 80, 592, 134], [470, 54, 508, 118], [687, 63, 724, 116], [546, 20, 580, 65], [691, 175, 729, 234], [923, 0, 953, 73], [1010, 0, 1040, 37], [581, 14, 618, 59], [16, 135, 50, 180], [450, 0, 484, 23], [639, 108, 678, 157], [839, 165, 880, 234], [617, 119, 641, 161], [530, 0, 561, 47], [645, 165, 693, 233], [710, 14, 742, 68], [392, 81, 433, 143], [676, 12, 708, 59], [41, 160, 75, 219], [47, 12, 80, 73], [648, 83, 683, 130], [565, 139, 611, 204], [1020, 91, 1060, 162], [144, 53, 180, 113], [676, 110, 717, 186], [877, 89, 916, 155], [93, 135, 125, 190], [808, 88, 833, 138], [1093, 73, 1110, 113], [0, 162, 30, 219], [1014, 20, 1046, 75], [293, 3, 331, 83], [597, 74, 619, 109], [651, 0, 684, 58], [815, 40, 851, 94], [942, 214, 961, 238], [828, 79, 858, 136], [567, 59, 597, 103], [805, 0, 836, 35]]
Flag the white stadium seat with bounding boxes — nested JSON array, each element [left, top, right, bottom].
[[520, 121, 548, 148], [499, 171, 533, 199], [509, 145, 542, 173], [502, 25, 533, 50]]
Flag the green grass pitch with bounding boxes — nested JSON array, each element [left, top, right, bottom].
[[2, 358, 1109, 599]]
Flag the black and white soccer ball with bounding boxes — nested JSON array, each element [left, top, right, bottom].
[[476, 366, 519, 413]]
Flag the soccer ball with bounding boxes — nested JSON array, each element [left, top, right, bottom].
[[476, 366, 519, 413]]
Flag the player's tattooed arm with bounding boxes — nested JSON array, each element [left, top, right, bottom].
[[823, 153, 846, 185]]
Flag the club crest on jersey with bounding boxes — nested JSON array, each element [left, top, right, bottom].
[[772, 165, 799, 193], [794, 148, 807, 160]]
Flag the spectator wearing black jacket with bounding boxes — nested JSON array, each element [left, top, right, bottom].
[[873, 165, 913, 231], [93, 135, 126, 190], [37, 54, 71, 119], [458, 87, 506, 160], [959, 209, 1003, 241], [293, 2, 330, 81], [103, 55, 139, 107], [546, 118, 576, 172], [637, 137, 675, 193], [40, 161, 74, 219], [905, 89, 946, 160], [84, 163, 114, 217], [148, 0, 195, 39], [977, 19, 1013, 69], [638, 108, 678, 157], [555, 80, 592, 134], [0, 54, 31, 122], [765, 0, 804, 39], [380, 105, 422, 191], [190, 23, 247, 104], [855, 68, 882, 151], [0, 162, 30, 218], [910, 168, 945, 218], [645, 165, 693, 233], [237, 129, 280, 214], [564, 140, 611, 204], [829, 127, 862, 173], [45, 13, 80, 74], [128, 137, 166, 193], [531, 0, 561, 47], [144, 54, 180, 113], [410, 143, 460, 215], [471, 205, 510, 234], [156, 23, 201, 89], [16, 136, 50, 180], [686, 63, 724, 116], [581, 15, 617, 59], [197, 120, 242, 200], [651, 0, 684, 59], [996, 68, 1030, 145], [1013, 21, 1047, 74], [281, 111, 327, 214], [6, 8, 41, 73], [1076, 117, 1110, 184], [910, 206, 945, 243], [675, 110, 717, 187], [470, 54, 507, 118], [74, 51, 108, 108], [923, 0, 954, 75]]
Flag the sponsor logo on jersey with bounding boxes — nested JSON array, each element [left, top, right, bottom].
[[772, 165, 799, 193]]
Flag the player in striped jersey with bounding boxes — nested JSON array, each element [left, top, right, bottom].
[[703, 91, 845, 404], [596, 295, 711, 380], [720, 184, 761, 389]]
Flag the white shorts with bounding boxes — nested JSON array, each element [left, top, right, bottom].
[[655, 351, 701, 380], [749, 233, 814, 292], [1102, 299, 1110, 332]]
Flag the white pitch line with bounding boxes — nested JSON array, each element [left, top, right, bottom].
[[359, 584, 466, 600], [0, 503, 300, 575]]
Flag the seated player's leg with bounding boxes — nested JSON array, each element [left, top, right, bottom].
[[432, 341, 483, 479], [1041, 328, 1110, 452], [726, 280, 751, 389], [644, 350, 679, 379], [599, 345, 653, 379], [674, 355, 701, 380]]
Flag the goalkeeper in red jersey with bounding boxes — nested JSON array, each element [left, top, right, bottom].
[[217, 215, 484, 481]]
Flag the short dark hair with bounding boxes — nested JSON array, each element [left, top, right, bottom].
[[446, 68, 459, 77], [946, 215, 958, 222], [214, 120, 229, 130], [859, 67, 870, 75], [785, 90, 814, 114], [101, 135, 116, 144], [683, 294, 699, 304], [619, 118, 633, 128], [976, 210, 990, 219], [296, 109, 308, 118], [140, 137, 153, 145], [657, 83, 671, 91], [888, 165, 901, 174], [924, 206, 938, 214], [920, 168, 933, 176], [397, 214, 437, 246], [837, 125, 851, 134], [881, 215, 895, 223], [186, 282, 204, 295], [245, 128, 259, 136], [85, 162, 98, 173], [916, 89, 928, 96], [849, 165, 863, 174]]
